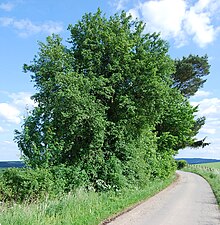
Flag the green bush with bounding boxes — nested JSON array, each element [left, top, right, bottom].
[[50, 165, 89, 192], [176, 160, 187, 169], [0, 168, 54, 202], [0, 165, 93, 203]]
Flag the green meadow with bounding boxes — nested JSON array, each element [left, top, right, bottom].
[[198, 162, 220, 169]]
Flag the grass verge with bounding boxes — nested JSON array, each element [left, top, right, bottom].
[[197, 162, 220, 169], [0, 175, 175, 225], [183, 165, 220, 207]]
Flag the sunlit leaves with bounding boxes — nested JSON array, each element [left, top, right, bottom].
[[15, 10, 200, 187]]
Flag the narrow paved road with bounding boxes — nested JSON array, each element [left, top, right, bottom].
[[106, 171, 220, 225]]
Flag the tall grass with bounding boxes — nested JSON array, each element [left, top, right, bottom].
[[184, 165, 220, 207], [0, 175, 175, 225], [197, 162, 220, 169]]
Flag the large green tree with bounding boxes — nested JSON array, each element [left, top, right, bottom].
[[15, 10, 197, 188], [172, 54, 210, 148]]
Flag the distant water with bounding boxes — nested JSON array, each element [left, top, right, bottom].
[[0, 161, 25, 168], [176, 158, 220, 164]]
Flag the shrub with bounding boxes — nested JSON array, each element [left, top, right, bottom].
[[0, 165, 93, 203], [0, 168, 55, 202], [176, 160, 187, 169], [50, 165, 90, 192]]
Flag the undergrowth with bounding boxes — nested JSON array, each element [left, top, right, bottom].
[[0, 175, 175, 225]]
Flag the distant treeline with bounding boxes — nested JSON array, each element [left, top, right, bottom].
[[0, 161, 24, 168], [176, 158, 220, 164]]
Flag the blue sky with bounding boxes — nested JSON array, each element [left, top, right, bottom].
[[0, 0, 220, 161]]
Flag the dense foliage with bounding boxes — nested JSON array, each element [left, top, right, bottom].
[[2, 10, 207, 200], [0, 166, 88, 202], [171, 54, 210, 148], [172, 54, 210, 98], [176, 160, 187, 170]]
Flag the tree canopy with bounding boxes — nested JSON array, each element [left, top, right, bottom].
[[14, 10, 207, 189], [171, 54, 210, 148], [172, 54, 210, 98]]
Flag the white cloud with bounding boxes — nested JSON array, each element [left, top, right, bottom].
[[3, 140, 12, 144], [207, 118, 220, 125], [0, 17, 13, 26], [124, 0, 220, 47], [0, 140, 21, 161], [200, 127, 216, 134], [193, 0, 220, 14], [0, 126, 4, 133], [140, 0, 186, 37], [0, 92, 35, 160], [0, 17, 63, 37], [0, 2, 15, 12], [192, 98, 220, 116], [193, 90, 211, 98], [177, 144, 220, 159], [200, 117, 220, 136], [0, 103, 21, 124], [194, 98, 220, 124], [184, 5, 216, 47], [127, 8, 140, 19], [0, 91, 36, 126], [182, 96, 220, 159], [10, 92, 36, 108], [115, 0, 130, 10]]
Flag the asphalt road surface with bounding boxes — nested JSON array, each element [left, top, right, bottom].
[[106, 171, 220, 225]]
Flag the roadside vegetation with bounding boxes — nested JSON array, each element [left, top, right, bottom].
[[0, 9, 210, 225], [197, 162, 220, 169], [0, 175, 175, 225], [183, 164, 220, 207]]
